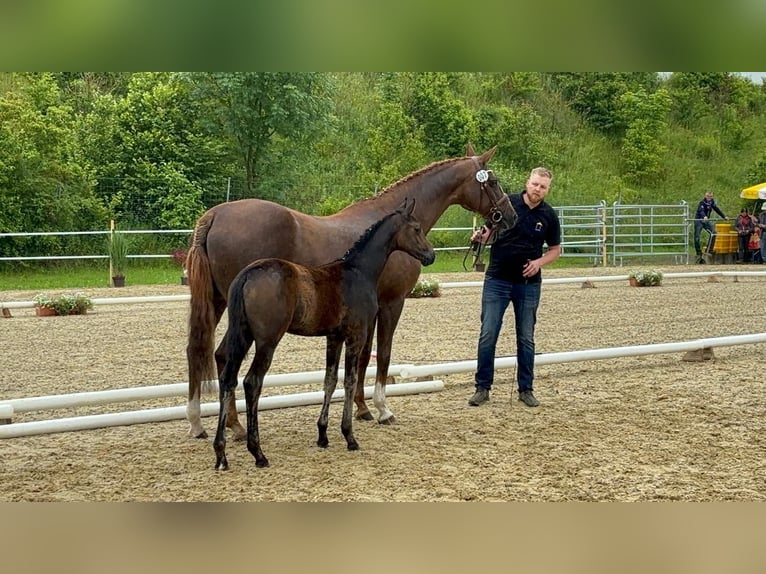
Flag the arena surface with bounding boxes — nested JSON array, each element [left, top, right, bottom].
[[1, 266, 764, 501]]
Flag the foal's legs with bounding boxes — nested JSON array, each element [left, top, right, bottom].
[[214, 332, 247, 441], [317, 335, 343, 448], [244, 346, 275, 468], [213, 346, 249, 470], [341, 342, 361, 451], [353, 326, 376, 421]]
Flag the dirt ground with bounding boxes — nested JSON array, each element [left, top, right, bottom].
[[1, 265, 765, 501]]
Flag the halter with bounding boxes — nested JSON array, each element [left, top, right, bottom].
[[472, 155, 512, 229], [463, 160, 514, 270]]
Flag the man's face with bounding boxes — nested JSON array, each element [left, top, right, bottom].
[[705, 193, 713, 201], [525, 175, 551, 204]]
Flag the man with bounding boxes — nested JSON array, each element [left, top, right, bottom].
[[468, 167, 561, 408], [693, 191, 727, 263]]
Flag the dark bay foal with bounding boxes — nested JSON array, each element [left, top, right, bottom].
[[213, 198, 435, 469]]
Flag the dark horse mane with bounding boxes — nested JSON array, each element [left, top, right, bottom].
[[338, 210, 399, 263]]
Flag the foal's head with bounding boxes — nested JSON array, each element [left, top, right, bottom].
[[392, 198, 435, 267]]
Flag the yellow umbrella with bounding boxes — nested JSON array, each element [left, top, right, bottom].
[[740, 182, 766, 200]]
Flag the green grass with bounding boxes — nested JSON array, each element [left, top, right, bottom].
[[0, 261, 185, 291]]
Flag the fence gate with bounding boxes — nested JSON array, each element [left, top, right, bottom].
[[608, 201, 689, 265]]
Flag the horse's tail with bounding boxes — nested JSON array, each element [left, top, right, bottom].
[[186, 209, 219, 400], [219, 269, 253, 390]]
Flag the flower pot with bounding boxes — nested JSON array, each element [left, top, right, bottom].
[[35, 306, 58, 317], [629, 277, 639, 287], [180, 276, 189, 286], [112, 275, 126, 288]]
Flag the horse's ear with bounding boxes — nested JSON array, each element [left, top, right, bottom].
[[479, 145, 497, 165], [400, 197, 415, 216], [465, 143, 476, 156]]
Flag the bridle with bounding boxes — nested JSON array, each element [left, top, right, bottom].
[[463, 161, 515, 270]]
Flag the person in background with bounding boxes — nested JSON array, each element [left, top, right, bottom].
[[693, 191, 727, 264], [735, 207, 755, 263], [757, 204, 766, 264], [468, 167, 561, 409]]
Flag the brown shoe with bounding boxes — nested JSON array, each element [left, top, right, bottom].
[[518, 390, 540, 407]]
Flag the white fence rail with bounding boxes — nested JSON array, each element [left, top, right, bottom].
[[0, 202, 693, 267]]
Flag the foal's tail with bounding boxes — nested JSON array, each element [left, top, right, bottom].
[[220, 269, 253, 387], [186, 210, 219, 400]]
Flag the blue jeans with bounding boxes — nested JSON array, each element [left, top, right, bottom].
[[475, 276, 541, 393], [693, 219, 715, 255]]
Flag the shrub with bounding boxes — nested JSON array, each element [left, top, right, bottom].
[[407, 278, 441, 298], [34, 292, 94, 315], [628, 269, 663, 286]]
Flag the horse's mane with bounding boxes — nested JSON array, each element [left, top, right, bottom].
[[339, 209, 399, 262], [348, 156, 464, 207]]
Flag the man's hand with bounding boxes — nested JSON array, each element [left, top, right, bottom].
[[470, 226, 492, 244]]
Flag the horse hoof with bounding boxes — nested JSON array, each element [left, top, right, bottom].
[[317, 439, 329, 449], [378, 415, 396, 425], [347, 441, 359, 451], [193, 430, 209, 439], [232, 431, 247, 442], [215, 458, 229, 471], [355, 411, 374, 422], [255, 458, 270, 468]]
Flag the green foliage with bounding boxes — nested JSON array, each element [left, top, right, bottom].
[[405, 73, 477, 158], [5, 71, 766, 263], [107, 231, 129, 277], [407, 278, 441, 298], [628, 269, 663, 286], [33, 292, 93, 315]]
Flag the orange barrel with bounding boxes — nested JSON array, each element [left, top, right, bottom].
[[713, 222, 735, 253]]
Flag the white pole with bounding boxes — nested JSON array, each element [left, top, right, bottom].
[[0, 380, 444, 439], [398, 333, 766, 379], [2, 364, 415, 414], [4, 271, 766, 309]]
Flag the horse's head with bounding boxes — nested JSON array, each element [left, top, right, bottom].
[[393, 198, 435, 267], [460, 145, 518, 234]]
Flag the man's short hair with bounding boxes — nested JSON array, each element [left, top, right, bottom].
[[530, 167, 553, 180]]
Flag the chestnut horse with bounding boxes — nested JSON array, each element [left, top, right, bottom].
[[213, 198, 434, 469], [186, 145, 516, 439]]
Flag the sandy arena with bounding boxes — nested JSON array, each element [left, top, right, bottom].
[[1, 266, 765, 501]]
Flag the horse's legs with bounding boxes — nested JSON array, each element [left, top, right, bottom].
[[187, 296, 226, 439], [341, 343, 360, 451], [243, 347, 273, 468], [317, 335, 343, 448], [353, 325, 376, 421], [213, 328, 252, 470], [213, 366, 240, 470], [371, 298, 405, 424], [214, 332, 247, 441]]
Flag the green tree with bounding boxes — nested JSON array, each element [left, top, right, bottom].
[[185, 72, 333, 197], [82, 73, 229, 228], [404, 72, 477, 159], [0, 73, 105, 258], [616, 88, 671, 185]]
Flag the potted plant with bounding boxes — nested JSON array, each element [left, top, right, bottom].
[[171, 248, 189, 285], [33, 292, 94, 316], [628, 269, 663, 287], [107, 230, 129, 287], [407, 278, 441, 298]]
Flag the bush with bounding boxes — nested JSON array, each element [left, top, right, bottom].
[[628, 269, 663, 286], [407, 278, 441, 298], [33, 292, 94, 315]]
